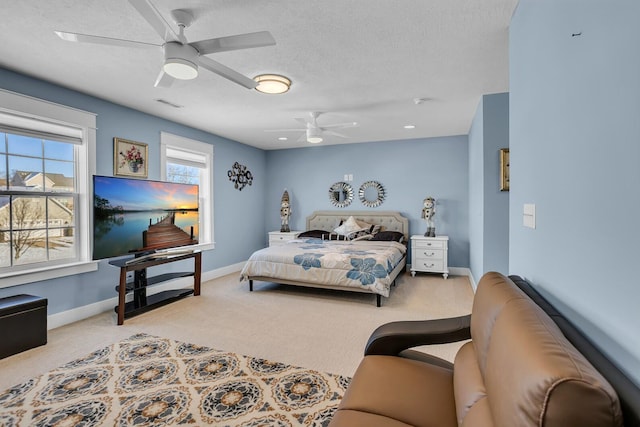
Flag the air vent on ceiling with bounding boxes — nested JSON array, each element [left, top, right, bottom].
[[155, 99, 183, 108]]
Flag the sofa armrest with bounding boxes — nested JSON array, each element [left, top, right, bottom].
[[364, 314, 471, 356]]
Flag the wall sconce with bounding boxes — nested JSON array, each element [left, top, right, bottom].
[[228, 161, 253, 191]]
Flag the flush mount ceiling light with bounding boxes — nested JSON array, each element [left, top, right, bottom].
[[253, 74, 291, 94], [404, 125, 416, 129], [306, 127, 323, 143]]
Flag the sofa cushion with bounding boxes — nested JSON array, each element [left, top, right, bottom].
[[330, 410, 414, 427], [453, 342, 488, 425], [334, 355, 457, 427], [467, 273, 623, 427], [484, 297, 622, 426]]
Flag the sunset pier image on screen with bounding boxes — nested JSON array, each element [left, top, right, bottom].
[[92, 176, 199, 260]]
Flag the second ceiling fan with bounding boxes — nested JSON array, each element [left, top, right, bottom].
[[267, 112, 358, 143], [55, 0, 275, 89]]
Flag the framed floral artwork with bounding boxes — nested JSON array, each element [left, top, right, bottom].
[[114, 137, 148, 178]]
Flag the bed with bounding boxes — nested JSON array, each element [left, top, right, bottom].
[[240, 211, 409, 306]]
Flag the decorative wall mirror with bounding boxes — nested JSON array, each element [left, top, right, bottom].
[[328, 182, 354, 208], [359, 180, 386, 208]]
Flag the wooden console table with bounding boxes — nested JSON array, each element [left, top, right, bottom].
[[109, 251, 201, 325]]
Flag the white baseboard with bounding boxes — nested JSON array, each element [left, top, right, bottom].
[[405, 264, 477, 292], [47, 261, 246, 330]]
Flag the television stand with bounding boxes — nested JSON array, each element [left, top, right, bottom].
[[109, 251, 201, 325]]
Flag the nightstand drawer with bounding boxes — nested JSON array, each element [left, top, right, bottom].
[[414, 259, 444, 272], [268, 231, 300, 247], [414, 249, 444, 260], [413, 239, 445, 249]]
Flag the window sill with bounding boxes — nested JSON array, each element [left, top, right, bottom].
[[0, 261, 99, 289]]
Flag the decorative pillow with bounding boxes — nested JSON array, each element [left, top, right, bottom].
[[346, 229, 373, 240], [298, 230, 330, 239], [370, 230, 404, 243], [334, 216, 366, 236], [350, 232, 374, 241], [354, 219, 382, 236], [324, 233, 348, 241], [356, 219, 373, 229]]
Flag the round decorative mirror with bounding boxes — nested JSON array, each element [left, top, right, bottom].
[[359, 180, 386, 208], [329, 182, 354, 208]]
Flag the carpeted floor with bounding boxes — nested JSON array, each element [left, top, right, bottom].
[[0, 332, 349, 426], [0, 270, 474, 423]]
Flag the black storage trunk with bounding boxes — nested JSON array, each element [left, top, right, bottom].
[[0, 294, 47, 359]]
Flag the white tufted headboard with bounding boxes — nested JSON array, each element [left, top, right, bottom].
[[306, 210, 409, 241]]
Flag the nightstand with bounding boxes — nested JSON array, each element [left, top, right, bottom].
[[268, 231, 301, 247], [410, 235, 449, 279]]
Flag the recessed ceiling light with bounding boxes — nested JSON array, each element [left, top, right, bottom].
[[404, 125, 416, 129], [278, 137, 288, 141], [253, 74, 292, 94]]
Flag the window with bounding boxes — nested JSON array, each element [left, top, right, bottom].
[[0, 89, 97, 287], [160, 132, 213, 248]]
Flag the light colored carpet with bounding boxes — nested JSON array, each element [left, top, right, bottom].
[[0, 333, 349, 426], [0, 271, 473, 393]]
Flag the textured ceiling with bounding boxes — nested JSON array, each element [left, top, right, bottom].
[[0, 0, 517, 150]]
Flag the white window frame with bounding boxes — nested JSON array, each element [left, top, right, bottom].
[[0, 88, 97, 288], [160, 132, 214, 250]]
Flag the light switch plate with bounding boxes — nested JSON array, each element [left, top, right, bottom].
[[523, 203, 536, 229]]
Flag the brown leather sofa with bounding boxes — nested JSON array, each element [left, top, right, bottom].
[[330, 272, 639, 427]]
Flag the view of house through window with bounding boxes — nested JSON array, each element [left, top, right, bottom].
[[167, 163, 199, 185], [0, 132, 77, 268]]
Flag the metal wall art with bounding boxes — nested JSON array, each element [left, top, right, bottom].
[[359, 180, 385, 208], [228, 161, 253, 191], [328, 181, 354, 208]]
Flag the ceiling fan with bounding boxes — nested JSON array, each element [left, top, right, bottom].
[[54, 0, 275, 89], [266, 112, 358, 143]]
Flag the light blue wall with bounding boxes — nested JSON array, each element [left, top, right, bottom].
[[265, 137, 470, 267], [468, 93, 510, 283], [510, 0, 640, 385], [0, 68, 267, 314], [468, 99, 485, 279], [482, 94, 509, 276]]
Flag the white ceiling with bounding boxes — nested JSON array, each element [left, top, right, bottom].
[[0, 0, 517, 150]]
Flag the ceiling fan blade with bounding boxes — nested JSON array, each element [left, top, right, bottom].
[[296, 133, 308, 143], [54, 31, 160, 49], [197, 56, 257, 89], [323, 130, 350, 138], [190, 31, 276, 55], [293, 117, 310, 126], [321, 121, 358, 129], [265, 128, 306, 132], [154, 70, 174, 88], [129, 0, 180, 42]]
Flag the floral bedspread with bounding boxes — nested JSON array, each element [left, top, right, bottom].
[[240, 238, 407, 297]]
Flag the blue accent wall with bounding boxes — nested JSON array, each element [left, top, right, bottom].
[[510, 0, 640, 385], [468, 93, 509, 283], [0, 68, 267, 314], [264, 137, 470, 267]]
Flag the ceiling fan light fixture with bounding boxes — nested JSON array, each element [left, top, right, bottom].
[[307, 128, 323, 144], [254, 74, 291, 94], [163, 58, 198, 80]]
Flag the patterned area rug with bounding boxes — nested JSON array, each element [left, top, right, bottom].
[[0, 333, 349, 426]]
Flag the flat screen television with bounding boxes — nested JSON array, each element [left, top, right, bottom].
[[93, 175, 199, 260]]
